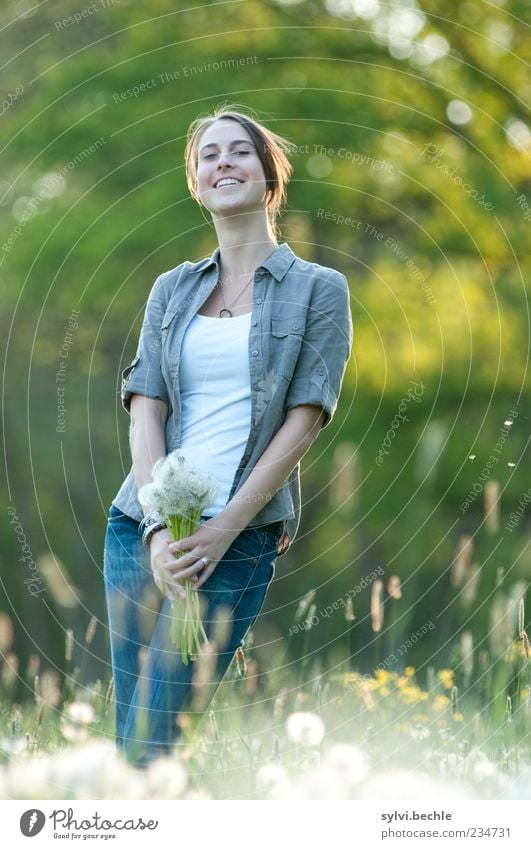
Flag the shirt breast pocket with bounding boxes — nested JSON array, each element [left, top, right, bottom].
[[159, 305, 180, 374], [161, 305, 179, 334], [271, 316, 305, 379], [160, 304, 179, 351]]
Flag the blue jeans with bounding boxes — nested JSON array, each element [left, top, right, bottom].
[[103, 504, 283, 767]]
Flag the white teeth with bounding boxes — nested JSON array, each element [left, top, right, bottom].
[[215, 179, 241, 188]]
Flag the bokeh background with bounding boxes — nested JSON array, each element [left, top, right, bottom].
[[1, 0, 529, 725]]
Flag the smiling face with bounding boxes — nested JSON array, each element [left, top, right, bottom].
[[195, 119, 269, 217]]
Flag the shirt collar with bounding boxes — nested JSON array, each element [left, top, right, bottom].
[[189, 242, 297, 282]]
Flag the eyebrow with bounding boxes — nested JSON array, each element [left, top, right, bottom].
[[199, 139, 254, 153]]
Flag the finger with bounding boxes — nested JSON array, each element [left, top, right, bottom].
[[167, 539, 193, 554], [193, 562, 217, 589], [170, 560, 206, 581], [164, 550, 197, 571], [154, 575, 174, 602], [165, 552, 201, 574], [155, 565, 183, 599], [163, 576, 176, 602], [166, 574, 186, 599]]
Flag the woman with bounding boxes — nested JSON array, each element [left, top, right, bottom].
[[104, 103, 353, 768]]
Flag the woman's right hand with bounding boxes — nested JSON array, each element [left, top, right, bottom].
[[149, 528, 187, 601]]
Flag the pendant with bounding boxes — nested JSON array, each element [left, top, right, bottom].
[[219, 308, 233, 318]]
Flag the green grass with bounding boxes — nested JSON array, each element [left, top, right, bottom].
[[0, 617, 529, 800]]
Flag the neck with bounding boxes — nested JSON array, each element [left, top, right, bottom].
[[211, 211, 278, 280]]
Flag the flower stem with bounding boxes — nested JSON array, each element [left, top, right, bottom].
[[167, 510, 207, 664]]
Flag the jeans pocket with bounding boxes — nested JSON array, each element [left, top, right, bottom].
[[108, 503, 128, 521], [230, 526, 266, 561], [264, 522, 283, 552]]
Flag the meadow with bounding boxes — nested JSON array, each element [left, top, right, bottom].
[[1, 543, 528, 801]]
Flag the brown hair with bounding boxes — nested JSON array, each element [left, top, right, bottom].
[[184, 102, 295, 240]]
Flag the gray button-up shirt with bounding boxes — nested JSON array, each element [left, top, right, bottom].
[[112, 242, 353, 557]]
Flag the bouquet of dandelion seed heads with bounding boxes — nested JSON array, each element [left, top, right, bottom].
[[138, 450, 218, 665]]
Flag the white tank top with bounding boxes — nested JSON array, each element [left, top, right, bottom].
[[178, 310, 252, 516]]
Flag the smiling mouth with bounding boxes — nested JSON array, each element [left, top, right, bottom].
[[214, 179, 244, 189]]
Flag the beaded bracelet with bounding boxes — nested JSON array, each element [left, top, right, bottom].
[[142, 521, 167, 547], [139, 514, 167, 548]]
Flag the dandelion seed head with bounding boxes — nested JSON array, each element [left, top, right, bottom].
[[0, 735, 27, 756], [64, 701, 95, 725], [255, 764, 292, 799], [5, 754, 55, 799], [471, 755, 498, 782], [286, 711, 325, 747], [140, 450, 218, 518], [60, 722, 89, 743], [322, 743, 370, 784], [145, 756, 187, 798], [59, 701, 95, 742], [359, 768, 471, 799], [47, 742, 144, 798], [410, 723, 430, 740]]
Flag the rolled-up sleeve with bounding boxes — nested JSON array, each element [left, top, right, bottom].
[[284, 271, 353, 429], [120, 274, 170, 414]]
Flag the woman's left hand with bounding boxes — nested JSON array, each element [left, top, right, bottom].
[[166, 516, 240, 589]]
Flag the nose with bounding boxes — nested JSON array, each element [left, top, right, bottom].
[[216, 151, 234, 168]]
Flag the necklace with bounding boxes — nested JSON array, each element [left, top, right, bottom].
[[216, 272, 254, 318]]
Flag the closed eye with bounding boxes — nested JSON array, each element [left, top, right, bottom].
[[202, 150, 253, 160]]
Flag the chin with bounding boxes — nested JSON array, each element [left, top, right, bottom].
[[210, 198, 261, 216]]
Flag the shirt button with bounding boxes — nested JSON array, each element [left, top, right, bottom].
[[252, 320, 258, 327], [251, 350, 258, 357], [318, 366, 326, 375], [256, 298, 262, 304], [292, 323, 299, 331]]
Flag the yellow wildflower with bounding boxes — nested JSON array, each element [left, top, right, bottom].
[[401, 685, 428, 704], [404, 666, 415, 678], [432, 694, 450, 712], [453, 711, 464, 722], [375, 669, 390, 683], [438, 669, 454, 689]]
